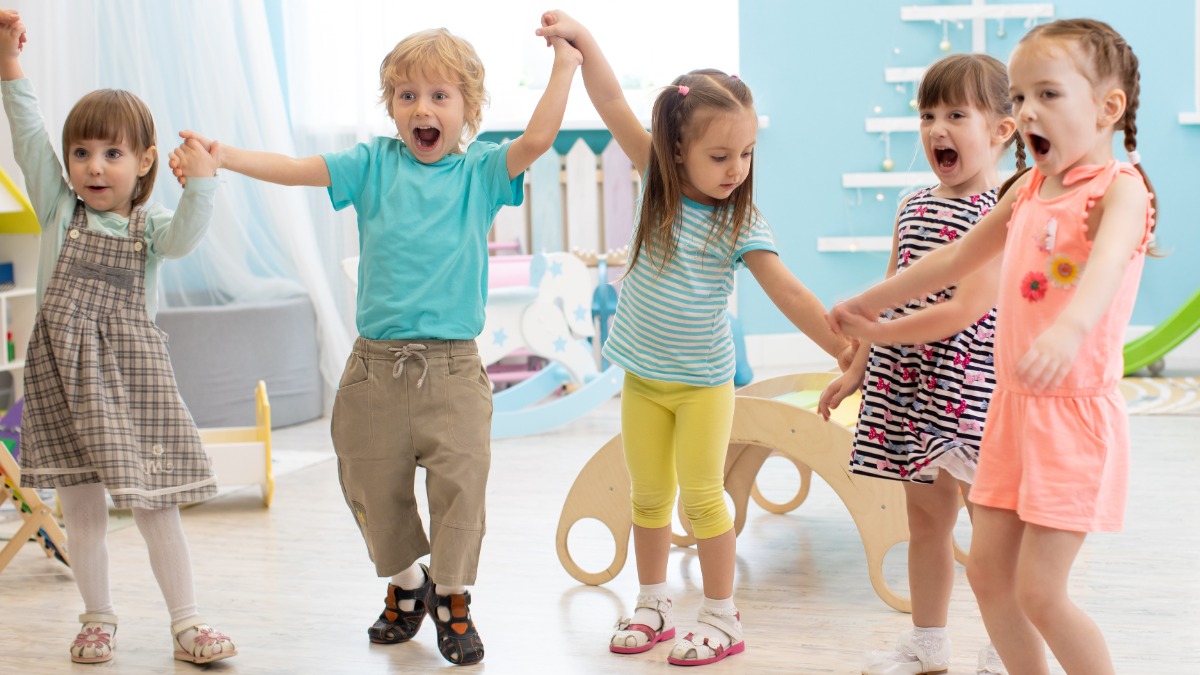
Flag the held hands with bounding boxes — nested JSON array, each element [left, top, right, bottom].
[[827, 297, 883, 343], [537, 9, 586, 48], [549, 34, 583, 69], [167, 130, 220, 187], [836, 341, 858, 372], [1015, 320, 1085, 392], [0, 9, 26, 59]]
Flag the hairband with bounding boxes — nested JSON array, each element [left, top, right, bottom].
[[678, 85, 689, 96], [1128, 150, 1141, 165]]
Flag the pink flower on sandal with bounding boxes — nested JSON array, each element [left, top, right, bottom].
[[193, 627, 232, 648], [74, 626, 112, 650]]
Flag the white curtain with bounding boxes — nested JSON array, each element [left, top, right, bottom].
[[4, 0, 739, 400], [8, 0, 350, 396]]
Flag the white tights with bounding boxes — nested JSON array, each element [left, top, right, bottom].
[[57, 483, 198, 624]]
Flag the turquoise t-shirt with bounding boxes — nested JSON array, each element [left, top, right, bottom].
[[323, 138, 523, 340]]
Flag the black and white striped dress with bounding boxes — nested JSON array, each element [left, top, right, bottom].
[[849, 188, 998, 484]]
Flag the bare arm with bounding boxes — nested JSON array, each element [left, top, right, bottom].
[[537, 10, 650, 175], [1015, 173, 1150, 390], [505, 36, 581, 179], [858, 256, 1000, 346], [170, 130, 330, 187], [829, 177, 1022, 337], [744, 249, 848, 360]]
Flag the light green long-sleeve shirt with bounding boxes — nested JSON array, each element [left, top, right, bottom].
[[3, 77, 216, 318]]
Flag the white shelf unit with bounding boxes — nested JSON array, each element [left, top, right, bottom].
[[0, 234, 39, 403], [830, 1, 1055, 253]]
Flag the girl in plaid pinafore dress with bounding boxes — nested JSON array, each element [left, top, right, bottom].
[[2, 14, 235, 665]]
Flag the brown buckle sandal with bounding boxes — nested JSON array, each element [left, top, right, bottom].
[[368, 563, 431, 644], [427, 589, 484, 665]]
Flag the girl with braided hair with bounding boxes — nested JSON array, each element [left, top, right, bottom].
[[830, 18, 1156, 675]]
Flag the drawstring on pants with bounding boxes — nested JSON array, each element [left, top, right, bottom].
[[389, 344, 429, 388]]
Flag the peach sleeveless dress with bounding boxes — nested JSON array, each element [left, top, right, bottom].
[[969, 161, 1154, 532]]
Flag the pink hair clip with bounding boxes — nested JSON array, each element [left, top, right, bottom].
[[730, 74, 739, 79], [678, 85, 689, 96]]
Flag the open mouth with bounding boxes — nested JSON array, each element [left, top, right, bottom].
[[1028, 133, 1051, 158], [413, 126, 441, 150], [86, 186, 109, 193], [934, 147, 959, 171]]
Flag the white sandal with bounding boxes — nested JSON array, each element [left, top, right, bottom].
[[71, 613, 117, 664], [977, 643, 1007, 674], [666, 606, 745, 666], [610, 593, 675, 654], [172, 616, 237, 664], [861, 629, 951, 674]]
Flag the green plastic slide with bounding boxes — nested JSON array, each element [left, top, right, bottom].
[[1123, 289, 1200, 375]]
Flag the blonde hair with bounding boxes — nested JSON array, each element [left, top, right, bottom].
[[631, 69, 758, 274], [62, 89, 157, 208], [919, 53, 1025, 169], [378, 28, 487, 144]]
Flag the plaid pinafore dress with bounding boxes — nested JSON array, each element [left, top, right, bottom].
[[19, 202, 217, 509]]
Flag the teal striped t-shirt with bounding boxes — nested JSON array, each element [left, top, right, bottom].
[[602, 196, 777, 386]]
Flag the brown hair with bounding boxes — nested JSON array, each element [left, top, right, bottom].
[[998, 18, 1157, 237], [62, 89, 157, 208], [631, 69, 758, 274], [379, 28, 487, 145], [919, 53, 1025, 170]]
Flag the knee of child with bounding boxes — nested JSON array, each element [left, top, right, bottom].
[[631, 497, 675, 528], [681, 497, 732, 538], [1014, 576, 1062, 625]]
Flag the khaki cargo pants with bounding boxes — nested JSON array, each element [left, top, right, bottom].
[[331, 337, 492, 585]]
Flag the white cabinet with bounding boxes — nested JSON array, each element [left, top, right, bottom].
[[0, 169, 41, 404]]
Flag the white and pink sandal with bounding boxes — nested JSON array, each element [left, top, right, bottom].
[[71, 613, 117, 664], [666, 606, 745, 666], [172, 616, 237, 664], [610, 593, 675, 654]]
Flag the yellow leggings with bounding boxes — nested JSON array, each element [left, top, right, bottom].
[[621, 372, 735, 539]]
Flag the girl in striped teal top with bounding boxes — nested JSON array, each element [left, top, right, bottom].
[[540, 11, 849, 667]]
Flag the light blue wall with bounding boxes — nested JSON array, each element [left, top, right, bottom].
[[737, 0, 1199, 333]]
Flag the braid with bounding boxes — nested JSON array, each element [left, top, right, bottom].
[[1013, 134, 1027, 171]]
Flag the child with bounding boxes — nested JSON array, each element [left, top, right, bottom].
[[169, 26, 580, 666], [0, 9, 236, 666], [537, 10, 848, 667], [829, 18, 1156, 675], [817, 53, 1020, 675]]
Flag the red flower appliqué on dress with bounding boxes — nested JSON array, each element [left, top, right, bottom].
[[1021, 271, 1048, 302]]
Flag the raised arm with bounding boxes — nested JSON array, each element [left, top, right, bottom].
[[1015, 173, 1150, 390], [743, 249, 849, 361], [169, 130, 330, 187], [504, 35, 581, 179], [0, 9, 24, 80], [537, 10, 651, 174]]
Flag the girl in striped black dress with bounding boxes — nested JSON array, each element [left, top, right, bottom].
[[819, 54, 1022, 675]]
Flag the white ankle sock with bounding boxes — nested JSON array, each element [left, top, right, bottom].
[[434, 584, 467, 622], [693, 596, 737, 648], [389, 563, 427, 612], [630, 582, 669, 631]]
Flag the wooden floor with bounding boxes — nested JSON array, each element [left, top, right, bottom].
[[1, 367, 1198, 674]]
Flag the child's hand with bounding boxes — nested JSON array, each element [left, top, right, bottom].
[[837, 340, 858, 372], [168, 130, 221, 187], [168, 139, 218, 189], [548, 35, 582, 69], [1015, 321, 1085, 391], [0, 10, 26, 59], [817, 371, 861, 421], [828, 298, 881, 342], [537, 9, 585, 47]]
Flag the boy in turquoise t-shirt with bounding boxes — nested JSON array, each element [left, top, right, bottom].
[[171, 26, 581, 666]]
